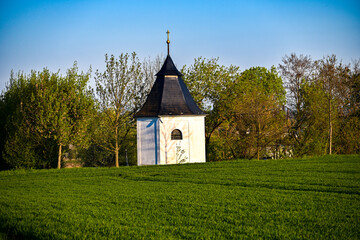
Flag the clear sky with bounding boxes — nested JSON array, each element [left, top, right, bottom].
[[1, 0, 359, 91]]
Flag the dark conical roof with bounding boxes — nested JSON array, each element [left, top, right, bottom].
[[156, 55, 183, 76], [134, 55, 205, 117]]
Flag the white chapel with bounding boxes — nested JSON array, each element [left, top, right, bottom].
[[134, 31, 206, 165]]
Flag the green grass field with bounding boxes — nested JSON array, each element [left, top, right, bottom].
[[0, 155, 359, 239]]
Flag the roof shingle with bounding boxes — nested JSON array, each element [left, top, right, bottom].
[[134, 55, 205, 117]]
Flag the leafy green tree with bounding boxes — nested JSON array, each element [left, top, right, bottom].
[[335, 116, 360, 154], [94, 53, 144, 167], [279, 54, 360, 156], [316, 55, 351, 155], [0, 72, 45, 169], [349, 60, 360, 118], [333, 60, 360, 154], [1, 71, 58, 169], [80, 54, 163, 166], [227, 67, 286, 160], [181, 57, 240, 160], [181, 57, 239, 111], [0, 64, 94, 169], [295, 81, 329, 155], [24, 65, 93, 168]]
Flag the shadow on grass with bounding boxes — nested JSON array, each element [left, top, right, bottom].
[[119, 173, 360, 196], [0, 217, 39, 240]]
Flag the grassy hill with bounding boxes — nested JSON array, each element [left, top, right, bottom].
[[0, 155, 359, 239]]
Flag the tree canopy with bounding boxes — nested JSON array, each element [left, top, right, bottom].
[[0, 53, 359, 170], [0, 63, 94, 169]]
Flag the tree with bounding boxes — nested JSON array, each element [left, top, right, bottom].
[[333, 59, 360, 154], [349, 60, 360, 118], [278, 54, 360, 156], [181, 57, 240, 160], [20, 65, 94, 168], [0, 71, 50, 169], [279, 53, 315, 113], [278, 53, 317, 153], [296, 81, 329, 155], [94, 53, 145, 167], [316, 55, 350, 155], [1, 64, 94, 169], [82, 54, 162, 167], [228, 67, 286, 160]]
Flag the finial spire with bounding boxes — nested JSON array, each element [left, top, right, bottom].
[[166, 30, 170, 55]]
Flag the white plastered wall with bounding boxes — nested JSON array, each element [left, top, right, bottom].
[[158, 116, 206, 164], [137, 118, 159, 165]]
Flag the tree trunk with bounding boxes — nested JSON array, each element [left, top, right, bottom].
[[205, 122, 222, 162], [205, 135, 211, 162], [329, 97, 332, 155], [257, 122, 260, 160], [58, 144, 62, 169], [115, 127, 119, 167]]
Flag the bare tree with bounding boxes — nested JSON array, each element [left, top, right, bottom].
[[279, 53, 316, 114], [94, 53, 162, 167], [95, 53, 142, 167], [133, 55, 163, 111], [317, 55, 351, 155], [278, 54, 317, 152]]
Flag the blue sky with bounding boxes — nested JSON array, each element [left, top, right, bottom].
[[1, 0, 359, 91]]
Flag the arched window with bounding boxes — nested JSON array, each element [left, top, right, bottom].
[[171, 129, 182, 140]]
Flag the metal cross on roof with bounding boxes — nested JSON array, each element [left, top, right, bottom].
[[166, 30, 170, 55]]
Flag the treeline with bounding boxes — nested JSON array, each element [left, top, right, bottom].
[[183, 54, 360, 161], [0, 53, 359, 169], [0, 53, 161, 169]]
